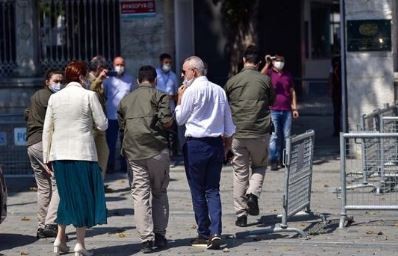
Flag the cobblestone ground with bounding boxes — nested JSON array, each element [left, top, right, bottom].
[[1, 113, 398, 255]]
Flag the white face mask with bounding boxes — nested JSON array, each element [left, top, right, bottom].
[[114, 66, 124, 75], [162, 64, 171, 73], [273, 61, 285, 71], [183, 78, 194, 87], [49, 83, 61, 93]]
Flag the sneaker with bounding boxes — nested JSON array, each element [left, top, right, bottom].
[[141, 240, 153, 254], [207, 234, 222, 250], [154, 233, 168, 249], [247, 194, 259, 216], [235, 215, 247, 227], [42, 224, 58, 237], [191, 236, 208, 247]]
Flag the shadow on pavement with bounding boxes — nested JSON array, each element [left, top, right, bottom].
[[87, 225, 136, 238], [107, 208, 134, 217], [0, 234, 36, 251], [92, 243, 141, 256]]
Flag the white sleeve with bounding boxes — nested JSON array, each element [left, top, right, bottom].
[[42, 96, 54, 163], [175, 87, 194, 125]]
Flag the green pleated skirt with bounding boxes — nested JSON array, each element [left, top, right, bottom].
[[53, 160, 107, 228]]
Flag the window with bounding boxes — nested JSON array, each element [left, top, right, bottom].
[[310, 2, 340, 59]]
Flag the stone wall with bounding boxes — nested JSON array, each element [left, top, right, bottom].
[[120, 0, 175, 78]]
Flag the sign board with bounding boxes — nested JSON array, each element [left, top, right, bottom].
[[347, 19, 391, 52], [120, 0, 156, 18], [0, 132, 6, 146], [14, 127, 27, 146]]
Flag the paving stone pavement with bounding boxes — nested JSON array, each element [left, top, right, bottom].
[[1, 114, 398, 255]]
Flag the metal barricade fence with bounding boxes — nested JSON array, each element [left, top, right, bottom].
[[0, 114, 31, 176], [352, 104, 398, 191], [339, 133, 398, 229], [237, 130, 316, 238], [360, 103, 398, 131]]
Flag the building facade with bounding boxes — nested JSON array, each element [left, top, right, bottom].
[[0, 0, 397, 131]]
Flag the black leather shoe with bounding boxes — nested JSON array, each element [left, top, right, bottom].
[[154, 233, 168, 249], [247, 194, 259, 216], [271, 162, 279, 171], [235, 215, 247, 227], [207, 234, 222, 250], [36, 228, 46, 239], [42, 224, 58, 237], [141, 240, 153, 254]]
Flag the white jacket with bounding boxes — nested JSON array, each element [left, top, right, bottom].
[[42, 82, 108, 163]]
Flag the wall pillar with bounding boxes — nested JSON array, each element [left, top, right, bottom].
[[344, 0, 394, 130], [15, 0, 38, 77]]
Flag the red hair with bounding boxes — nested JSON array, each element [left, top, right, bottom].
[[65, 60, 88, 83]]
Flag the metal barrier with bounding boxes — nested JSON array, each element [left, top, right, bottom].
[[360, 103, 398, 131], [339, 133, 398, 229], [237, 130, 316, 238], [0, 114, 31, 176]]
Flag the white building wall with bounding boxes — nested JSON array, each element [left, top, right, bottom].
[[345, 0, 394, 130]]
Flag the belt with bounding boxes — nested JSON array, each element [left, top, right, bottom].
[[186, 136, 222, 141]]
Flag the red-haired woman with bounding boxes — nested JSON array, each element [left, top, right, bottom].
[[42, 60, 108, 256]]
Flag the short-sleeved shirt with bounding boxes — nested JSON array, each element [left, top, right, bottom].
[[267, 69, 294, 111], [156, 68, 178, 96], [104, 73, 135, 120]]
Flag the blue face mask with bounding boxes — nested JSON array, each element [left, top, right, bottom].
[[49, 83, 61, 93]]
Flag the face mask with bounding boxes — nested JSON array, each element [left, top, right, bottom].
[[273, 61, 285, 71], [114, 66, 124, 75], [183, 78, 194, 87], [162, 64, 171, 73], [49, 83, 61, 93]]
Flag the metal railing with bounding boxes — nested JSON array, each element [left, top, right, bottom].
[[339, 132, 398, 229], [38, 0, 121, 71], [0, 0, 17, 78], [360, 103, 398, 131], [237, 130, 317, 238]]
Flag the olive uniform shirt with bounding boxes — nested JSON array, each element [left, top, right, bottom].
[[118, 83, 174, 160], [25, 87, 53, 147], [224, 66, 275, 138]]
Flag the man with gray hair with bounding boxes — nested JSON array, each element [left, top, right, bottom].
[[175, 56, 235, 250]]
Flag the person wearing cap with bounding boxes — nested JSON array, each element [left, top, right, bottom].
[[261, 54, 299, 171]]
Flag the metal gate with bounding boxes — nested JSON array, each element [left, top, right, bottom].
[[38, 0, 121, 71], [0, 0, 17, 77]]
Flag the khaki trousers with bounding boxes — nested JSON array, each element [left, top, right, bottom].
[[27, 142, 60, 228], [232, 136, 269, 217], [94, 131, 109, 178], [128, 149, 170, 242]]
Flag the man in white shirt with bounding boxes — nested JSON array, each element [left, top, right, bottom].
[[175, 56, 235, 250], [104, 56, 135, 173]]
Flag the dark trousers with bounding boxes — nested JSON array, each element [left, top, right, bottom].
[[183, 136, 224, 237], [106, 120, 127, 172]]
